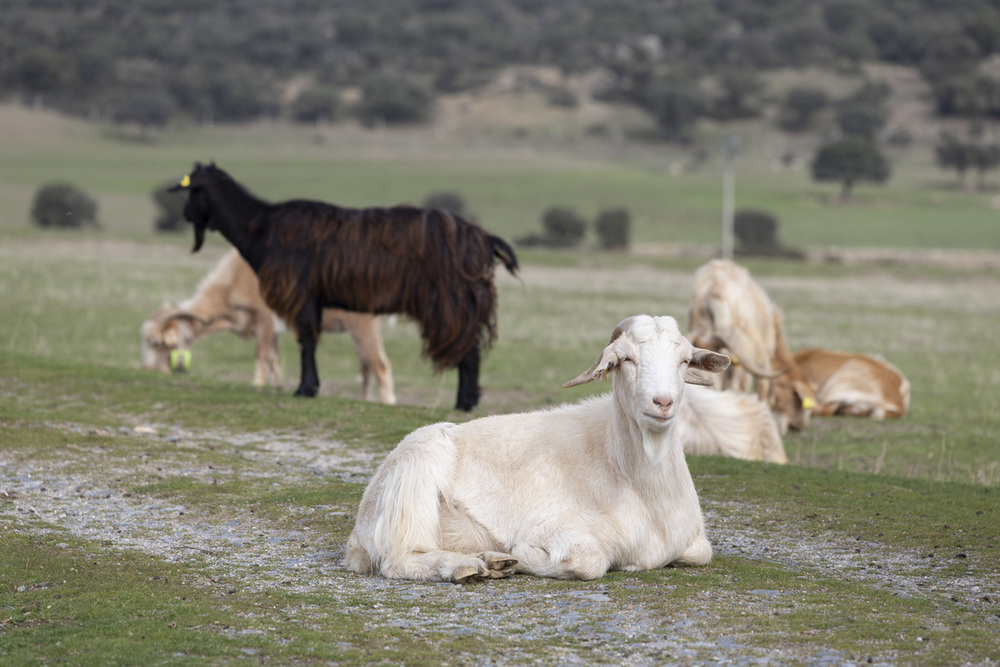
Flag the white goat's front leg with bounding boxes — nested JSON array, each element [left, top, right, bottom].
[[511, 536, 609, 580], [381, 550, 518, 584]]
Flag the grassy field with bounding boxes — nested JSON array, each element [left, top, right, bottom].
[[1, 106, 999, 664], [3, 104, 1000, 252]]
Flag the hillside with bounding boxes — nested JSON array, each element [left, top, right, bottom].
[[6, 0, 1000, 143]]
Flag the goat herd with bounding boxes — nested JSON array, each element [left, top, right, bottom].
[[139, 163, 910, 583]]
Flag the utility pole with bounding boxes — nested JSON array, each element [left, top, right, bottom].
[[721, 135, 740, 259]]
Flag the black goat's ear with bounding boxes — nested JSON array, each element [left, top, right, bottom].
[[192, 222, 206, 253]]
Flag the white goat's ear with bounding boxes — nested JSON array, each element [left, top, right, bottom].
[[684, 370, 717, 386], [563, 348, 620, 388], [563, 321, 630, 389], [690, 347, 731, 375]]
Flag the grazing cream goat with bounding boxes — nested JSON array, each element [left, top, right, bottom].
[[793, 348, 910, 420], [344, 315, 730, 583], [678, 385, 787, 463], [140, 249, 395, 404], [686, 259, 815, 433]]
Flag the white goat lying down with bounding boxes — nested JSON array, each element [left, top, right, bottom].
[[793, 348, 910, 420], [678, 385, 787, 463], [141, 249, 395, 404], [344, 315, 730, 583]]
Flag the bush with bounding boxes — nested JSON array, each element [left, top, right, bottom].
[[777, 86, 828, 132], [423, 191, 467, 216], [31, 183, 99, 229], [152, 181, 188, 233], [546, 86, 579, 109], [113, 88, 176, 129], [594, 208, 631, 250], [541, 206, 586, 248], [734, 209, 779, 253], [515, 206, 587, 248], [291, 85, 342, 124], [356, 70, 434, 126], [733, 209, 805, 259]]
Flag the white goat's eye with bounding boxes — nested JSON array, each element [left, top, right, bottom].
[[620, 357, 636, 365]]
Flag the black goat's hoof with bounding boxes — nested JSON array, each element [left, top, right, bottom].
[[294, 387, 318, 398], [454, 396, 479, 412]]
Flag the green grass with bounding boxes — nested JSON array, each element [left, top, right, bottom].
[[2, 104, 999, 251]]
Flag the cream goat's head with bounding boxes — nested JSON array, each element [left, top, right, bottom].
[[564, 315, 731, 433], [140, 303, 208, 373]]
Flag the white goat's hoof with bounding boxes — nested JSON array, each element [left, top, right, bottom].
[[482, 552, 518, 577], [451, 564, 484, 584]]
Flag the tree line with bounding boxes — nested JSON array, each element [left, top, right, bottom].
[[6, 0, 1000, 136]]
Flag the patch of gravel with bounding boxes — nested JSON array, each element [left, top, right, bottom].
[[705, 502, 1000, 613], [1, 422, 993, 665]]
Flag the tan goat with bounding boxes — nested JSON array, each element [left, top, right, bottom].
[[793, 349, 909, 419], [141, 249, 395, 404], [686, 259, 815, 433]]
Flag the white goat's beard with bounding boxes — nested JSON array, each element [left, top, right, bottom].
[[642, 429, 671, 465]]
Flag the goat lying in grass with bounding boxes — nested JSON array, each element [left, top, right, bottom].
[[678, 385, 787, 463], [173, 163, 517, 411], [793, 348, 910, 420], [344, 314, 730, 583], [687, 258, 816, 433], [141, 249, 395, 403]]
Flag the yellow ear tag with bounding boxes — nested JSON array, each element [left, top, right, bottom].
[[180, 175, 191, 188], [170, 349, 191, 372], [802, 396, 816, 410], [730, 354, 740, 366]]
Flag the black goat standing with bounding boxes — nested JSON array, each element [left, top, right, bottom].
[[172, 163, 518, 411]]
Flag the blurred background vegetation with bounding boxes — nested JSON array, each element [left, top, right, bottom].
[[4, 0, 1000, 139], [4, 0, 1000, 253]]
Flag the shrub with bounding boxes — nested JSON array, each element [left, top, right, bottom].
[[423, 191, 467, 216], [777, 86, 828, 132], [733, 209, 806, 259], [515, 206, 587, 248], [546, 86, 579, 109], [594, 208, 631, 250], [291, 85, 342, 124], [152, 181, 189, 232], [734, 209, 779, 253], [31, 183, 99, 229], [541, 207, 586, 248], [113, 88, 176, 129], [355, 70, 433, 126]]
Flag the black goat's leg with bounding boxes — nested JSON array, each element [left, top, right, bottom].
[[454, 345, 481, 411], [294, 302, 322, 397]]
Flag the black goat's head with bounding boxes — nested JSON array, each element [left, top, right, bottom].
[[170, 162, 221, 253]]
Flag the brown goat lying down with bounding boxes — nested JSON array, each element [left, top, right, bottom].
[[172, 162, 518, 411], [793, 349, 909, 419], [141, 248, 395, 404]]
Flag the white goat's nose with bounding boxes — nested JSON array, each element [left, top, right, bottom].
[[653, 395, 674, 412]]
